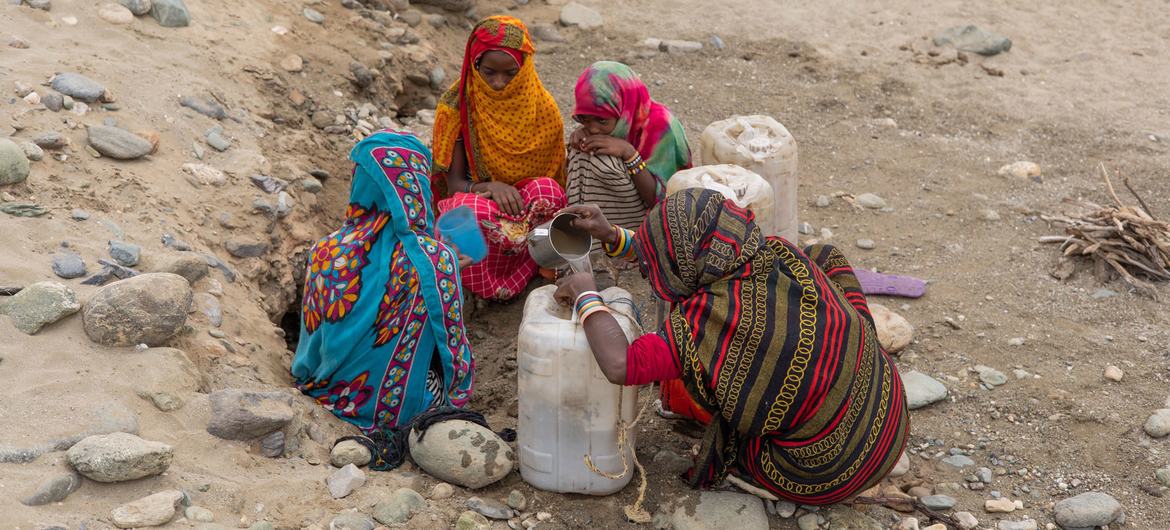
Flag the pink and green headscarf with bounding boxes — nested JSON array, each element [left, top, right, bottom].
[[573, 61, 692, 182]]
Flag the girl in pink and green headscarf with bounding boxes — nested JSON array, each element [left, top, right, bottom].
[[566, 61, 692, 232]]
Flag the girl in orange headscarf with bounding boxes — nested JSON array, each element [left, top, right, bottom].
[[431, 16, 566, 302]]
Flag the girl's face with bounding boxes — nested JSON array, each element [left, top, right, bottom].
[[573, 115, 617, 136], [476, 51, 520, 91]]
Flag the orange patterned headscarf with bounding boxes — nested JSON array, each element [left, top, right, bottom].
[[431, 16, 566, 197]]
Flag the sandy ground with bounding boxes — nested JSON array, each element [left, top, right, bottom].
[[3, 0, 1170, 528]]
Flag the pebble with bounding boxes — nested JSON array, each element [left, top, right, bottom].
[[796, 513, 819, 530], [997, 161, 1040, 179], [111, 490, 184, 529], [0, 281, 80, 334], [179, 95, 227, 120], [954, 511, 979, 529], [979, 209, 1001, 221], [1053, 492, 1123, 529], [20, 472, 83, 506], [9, 36, 30, 49], [984, 497, 1016, 513], [87, 125, 153, 160], [890, 451, 911, 477], [814, 195, 831, 208], [373, 488, 427, 524], [894, 517, 918, 530], [652, 449, 693, 474], [0, 138, 31, 185], [856, 193, 886, 209], [42, 92, 64, 111], [152, 251, 208, 283], [997, 521, 1037, 530], [856, 238, 876, 250], [50, 73, 106, 102], [934, 25, 1012, 56], [1103, 365, 1123, 382], [1154, 467, 1170, 487], [798, 222, 814, 235], [921, 495, 956, 510], [456, 511, 490, 530], [328, 464, 366, 499], [207, 388, 294, 440], [1144, 409, 1170, 438], [1007, 337, 1025, 346], [21, 141, 44, 161], [869, 303, 913, 353], [531, 23, 566, 42], [329, 513, 375, 530], [902, 370, 948, 409], [108, 240, 141, 267], [150, 0, 190, 27], [408, 420, 515, 489], [659, 39, 703, 53], [82, 273, 192, 345], [430, 482, 455, 500], [427, 13, 446, 27], [260, 430, 285, 457], [98, 3, 135, 24], [303, 7, 324, 23], [673, 491, 768, 530], [52, 253, 88, 279], [978, 467, 994, 484], [330, 440, 372, 467], [301, 177, 323, 194], [205, 130, 231, 151], [71, 209, 90, 220], [182, 163, 228, 187], [280, 54, 304, 72], [119, 0, 152, 16], [507, 490, 527, 511], [185, 506, 215, 522], [28, 0, 51, 10], [975, 365, 1008, 387], [559, 2, 602, 29], [776, 500, 797, 518], [225, 238, 270, 258], [33, 131, 69, 150], [941, 455, 975, 469], [400, 9, 422, 26], [467, 497, 514, 520], [23, 91, 40, 105], [67, 432, 173, 482]]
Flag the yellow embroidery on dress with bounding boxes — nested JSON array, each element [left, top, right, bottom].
[[761, 244, 818, 432]]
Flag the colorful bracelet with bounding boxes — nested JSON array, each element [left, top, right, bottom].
[[602, 226, 637, 260], [574, 291, 608, 322], [623, 153, 646, 176], [581, 305, 612, 322]]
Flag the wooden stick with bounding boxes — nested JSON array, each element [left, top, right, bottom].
[[1123, 175, 1158, 220], [1100, 163, 1125, 209], [849, 496, 961, 529]]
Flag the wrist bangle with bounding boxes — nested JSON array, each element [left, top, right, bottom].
[[465, 181, 474, 193]]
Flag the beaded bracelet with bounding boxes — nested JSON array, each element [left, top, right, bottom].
[[623, 153, 646, 176], [602, 226, 637, 260]]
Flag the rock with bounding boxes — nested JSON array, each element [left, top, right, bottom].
[[997, 521, 1037, 530], [249, 523, 275, 530], [659, 39, 703, 54], [559, 2, 602, 29], [119, 0, 151, 15], [467, 497, 513, 520], [672, 491, 768, 530], [941, 455, 975, 469], [9, 36, 31, 48], [179, 96, 227, 120], [1154, 467, 1170, 487], [1103, 365, 1123, 382], [815, 195, 831, 208], [108, 240, 141, 267], [934, 25, 1012, 56], [98, 3, 135, 24], [409, 420, 515, 489], [328, 464, 366, 499], [954, 511, 979, 529], [303, 7, 324, 23], [506, 490, 527, 511], [87, 125, 153, 160], [151, 252, 208, 283], [185, 506, 215, 522], [978, 467, 993, 483], [33, 131, 69, 150], [20, 472, 83, 506], [855, 238, 876, 250], [311, 111, 333, 129], [974, 365, 1008, 387], [409, 0, 472, 11], [997, 161, 1040, 179], [869, 303, 912, 353], [1007, 337, 1025, 346], [21, 141, 44, 161], [112, 490, 184, 528], [0, 281, 80, 334], [150, 0, 190, 27], [27, 0, 51, 9], [1053, 492, 1123, 529], [531, 23, 565, 42], [985, 498, 1016, 513], [374, 488, 427, 524], [456, 511, 490, 530], [330, 440, 372, 467], [66, 432, 173, 482], [1144, 409, 1170, 438], [50, 73, 106, 102], [301, 177, 323, 194], [52, 253, 88, 279], [260, 431, 285, 457], [855, 193, 886, 209], [890, 451, 911, 477], [400, 9, 422, 26], [894, 517, 918, 530], [0, 138, 31, 185], [902, 371, 948, 409], [71, 209, 91, 220], [225, 238, 269, 258], [280, 54, 304, 72], [207, 388, 294, 440], [182, 163, 228, 187], [205, 130, 231, 152], [330, 513, 375, 530], [652, 449, 693, 475], [43, 92, 64, 111], [82, 273, 193, 346], [796, 513, 819, 530], [776, 501, 797, 518], [979, 209, 1001, 221], [824, 505, 883, 529], [921, 495, 956, 510]]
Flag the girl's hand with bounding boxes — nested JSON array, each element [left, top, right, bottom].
[[477, 181, 523, 216], [569, 128, 589, 151], [581, 135, 637, 160], [457, 253, 473, 269], [554, 272, 598, 307], [558, 204, 617, 245]]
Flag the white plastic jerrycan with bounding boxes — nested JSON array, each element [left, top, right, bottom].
[[666, 164, 776, 234], [700, 115, 799, 242], [517, 285, 640, 495]]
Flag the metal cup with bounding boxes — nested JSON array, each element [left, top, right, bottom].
[[527, 213, 593, 269]]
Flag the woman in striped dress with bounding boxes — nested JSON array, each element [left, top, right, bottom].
[[554, 189, 910, 505]]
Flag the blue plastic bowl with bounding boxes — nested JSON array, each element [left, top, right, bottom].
[[436, 206, 488, 263]]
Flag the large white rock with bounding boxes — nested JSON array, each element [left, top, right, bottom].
[[112, 490, 184, 528], [67, 432, 173, 482], [902, 371, 948, 410], [672, 491, 768, 530], [869, 303, 913, 353], [409, 420, 514, 489], [82, 273, 192, 346]]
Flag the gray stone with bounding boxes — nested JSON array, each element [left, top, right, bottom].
[[207, 389, 294, 440], [301, 177, 322, 194], [66, 432, 173, 482], [374, 488, 427, 524], [659, 39, 703, 54], [902, 371, 948, 409], [409, 0, 471, 11], [652, 449, 693, 474], [119, 0, 152, 15], [194, 292, 222, 327], [1091, 288, 1118, 299], [824, 505, 883, 530], [50, 73, 106, 102], [559, 2, 602, 29], [506, 490, 527, 511], [108, 240, 141, 267], [151, 252, 208, 283], [530, 23, 566, 42], [185, 506, 215, 522], [941, 455, 975, 469], [205, 131, 231, 152], [33, 131, 69, 150], [20, 141, 43, 161], [1053, 492, 1123, 529], [150, 0, 189, 27], [921, 495, 956, 510], [400, 9, 422, 27], [303, 7, 324, 23], [672, 491, 768, 530], [330, 513, 375, 530], [408, 420, 515, 489], [330, 440, 372, 468], [978, 467, 994, 484], [796, 513, 819, 530], [71, 209, 90, 220], [1155, 467, 1170, 487], [87, 125, 153, 160], [20, 472, 83, 506], [82, 273, 192, 346], [456, 511, 489, 530], [856, 238, 876, 250], [328, 464, 366, 499], [975, 365, 1008, 387], [27, 0, 51, 9], [180, 96, 227, 120], [1144, 409, 1170, 438], [856, 193, 886, 209], [260, 431, 285, 458], [934, 25, 1012, 56], [467, 497, 513, 520], [225, 238, 269, 258], [0, 281, 80, 334], [954, 511, 979, 530], [42, 92, 64, 111], [997, 521, 1037, 530], [798, 222, 815, 235], [112, 490, 184, 528], [52, 253, 88, 279], [429, 65, 447, 90], [815, 195, 831, 208], [0, 138, 30, 185], [776, 501, 797, 518], [249, 523, 275, 530]]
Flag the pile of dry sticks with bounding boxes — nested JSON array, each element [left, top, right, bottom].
[[1040, 165, 1170, 299]]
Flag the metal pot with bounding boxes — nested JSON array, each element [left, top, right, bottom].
[[527, 213, 593, 269]]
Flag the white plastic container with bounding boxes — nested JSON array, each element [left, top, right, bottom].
[[665, 164, 776, 233], [700, 115, 799, 242], [517, 285, 639, 495]]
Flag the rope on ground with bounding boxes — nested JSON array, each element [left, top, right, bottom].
[[583, 393, 656, 524]]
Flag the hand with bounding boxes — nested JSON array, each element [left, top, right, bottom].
[[554, 272, 598, 307], [569, 128, 589, 151], [558, 204, 617, 245], [581, 135, 637, 160], [476, 181, 523, 216], [457, 253, 473, 269]]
